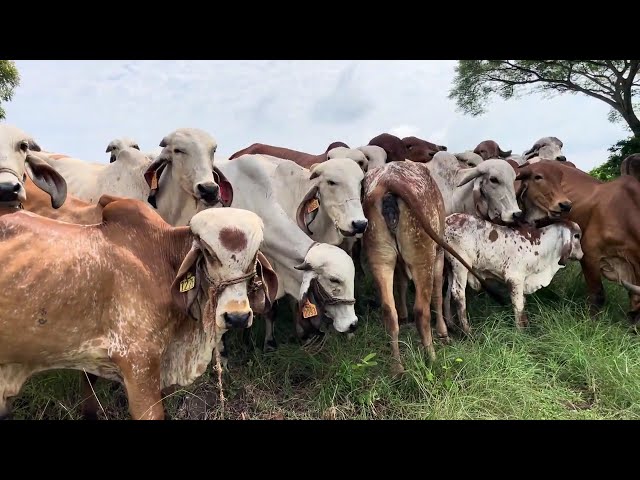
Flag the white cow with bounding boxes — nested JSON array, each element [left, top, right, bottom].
[[454, 151, 484, 168], [326, 146, 369, 173], [357, 145, 387, 171], [105, 137, 140, 163], [0, 124, 67, 209], [522, 137, 567, 163], [443, 213, 583, 333], [214, 155, 359, 351], [41, 128, 232, 226]]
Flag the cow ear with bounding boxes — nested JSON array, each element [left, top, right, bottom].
[[144, 155, 169, 208], [213, 166, 234, 207], [27, 139, 41, 152], [515, 167, 532, 181], [170, 240, 203, 319], [559, 230, 572, 266], [296, 186, 320, 236], [25, 153, 68, 209], [105, 142, 116, 153], [249, 251, 280, 314], [457, 166, 482, 187]]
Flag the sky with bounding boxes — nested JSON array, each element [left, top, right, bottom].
[[4, 60, 631, 171]]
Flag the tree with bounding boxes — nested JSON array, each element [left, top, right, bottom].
[[448, 60, 640, 137], [589, 136, 640, 181], [0, 60, 20, 121]]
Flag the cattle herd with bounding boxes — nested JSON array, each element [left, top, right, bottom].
[[1, 123, 640, 420]]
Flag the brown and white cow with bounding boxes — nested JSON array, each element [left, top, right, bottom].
[[362, 161, 505, 374], [443, 214, 583, 333], [402, 136, 447, 163], [0, 201, 278, 420]]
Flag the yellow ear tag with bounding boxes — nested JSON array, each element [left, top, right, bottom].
[[302, 299, 318, 318], [306, 198, 320, 214], [179, 273, 196, 293], [150, 172, 159, 190]]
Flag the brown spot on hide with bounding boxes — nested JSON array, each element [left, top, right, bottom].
[[489, 230, 498, 242], [515, 224, 542, 245], [219, 227, 247, 252], [448, 214, 468, 228], [535, 251, 539, 256]]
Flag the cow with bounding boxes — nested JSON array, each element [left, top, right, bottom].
[[621, 153, 640, 180], [356, 145, 387, 171], [0, 201, 278, 420], [522, 137, 566, 163], [443, 214, 584, 333], [513, 161, 574, 225], [367, 133, 409, 164], [0, 124, 68, 210], [402, 136, 448, 163], [454, 151, 484, 168], [214, 155, 359, 350], [228, 141, 369, 172], [41, 128, 233, 226], [361, 160, 506, 375], [473, 140, 512, 161], [105, 137, 140, 163], [532, 161, 640, 327]]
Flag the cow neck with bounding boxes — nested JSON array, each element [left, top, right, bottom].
[[153, 165, 198, 227], [306, 197, 343, 245]]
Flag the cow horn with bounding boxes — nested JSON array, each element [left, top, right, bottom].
[[622, 280, 640, 296]]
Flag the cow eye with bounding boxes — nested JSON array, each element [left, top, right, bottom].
[[574, 234, 580, 239], [327, 180, 337, 186], [534, 175, 543, 180], [329, 277, 341, 284], [19, 141, 29, 152], [489, 177, 499, 184], [174, 148, 185, 155]]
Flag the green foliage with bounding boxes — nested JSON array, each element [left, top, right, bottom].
[[589, 136, 640, 181], [449, 60, 640, 135], [0, 60, 20, 120]]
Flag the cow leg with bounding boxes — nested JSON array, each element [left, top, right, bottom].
[[371, 262, 403, 375], [263, 304, 278, 353], [411, 267, 436, 363], [395, 266, 410, 325], [117, 357, 165, 420], [580, 255, 606, 318], [80, 372, 100, 420], [0, 365, 32, 420], [443, 259, 455, 331], [450, 266, 471, 335], [507, 278, 528, 329], [431, 248, 450, 344]]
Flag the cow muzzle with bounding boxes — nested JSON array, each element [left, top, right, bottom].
[[224, 310, 252, 329], [196, 182, 220, 206], [0, 181, 21, 202]]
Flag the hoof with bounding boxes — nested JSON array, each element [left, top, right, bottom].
[[424, 346, 437, 363], [263, 339, 277, 353], [390, 362, 405, 377], [438, 334, 451, 345]]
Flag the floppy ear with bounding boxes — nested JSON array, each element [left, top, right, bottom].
[[213, 166, 234, 207], [294, 261, 312, 271], [170, 240, 203, 319], [309, 164, 322, 180], [144, 154, 169, 208], [27, 139, 41, 152], [249, 251, 280, 314], [296, 186, 320, 235], [457, 166, 483, 187], [25, 153, 68, 209], [105, 142, 116, 153], [515, 167, 532, 182], [473, 184, 489, 220], [559, 229, 572, 266], [523, 144, 540, 160]]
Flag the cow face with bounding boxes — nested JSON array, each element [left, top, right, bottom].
[[559, 221, 584, 266], [456, 158, 523, 224], [171, 208, 278, 340], [473, 140, 512, 161], [303, 158, 368, 237], [357, 145, 387, 171], [0, 124, 67, 209], [523, 137, 566, 162], [293, 243, 358, 337], [144, 128, 221, 210], [403, 136, 448, 163], [515, 161, 572, 224], [105, 137, 140, 163], [327, 147, 369, 173]]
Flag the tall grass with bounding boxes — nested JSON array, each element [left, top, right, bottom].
[[9, 263, 640, 420]]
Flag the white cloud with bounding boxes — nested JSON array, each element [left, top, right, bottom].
[[3, 60, 630, 172]]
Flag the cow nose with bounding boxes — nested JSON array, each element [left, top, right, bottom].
[[224, 311, 251, 329], [556, 155, 566, 162], [197, 182, 220, 204], [559, 201, 572, 212], [348, 321, 358, 333], [512, 210, 523, 219], [0, 181, 20, 202], [352, 219, 368, 234]]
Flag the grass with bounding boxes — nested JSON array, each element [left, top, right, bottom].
[[9, 262, 640, 420]]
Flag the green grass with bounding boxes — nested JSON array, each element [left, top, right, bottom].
[[9, 263, 640, 420]]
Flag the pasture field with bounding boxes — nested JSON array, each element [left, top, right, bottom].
[[11, 263, 640, 420]]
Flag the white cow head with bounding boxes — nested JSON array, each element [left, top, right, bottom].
[[171, 208, 279, 338], [357, 145, 387, 171], [296, 158, 368, 238], [293, 243, 358, 337], [456, 158, 523, 224], [454, 151, 484, 168], [558, 221, 584, 266], [523, 137, 566, 162], [327, 146, 369, 173], [143, 128, 234, 213], [0, 124, 67, 209], [105, 137, 140, 163]]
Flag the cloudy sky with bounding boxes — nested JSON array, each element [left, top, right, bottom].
[[4, 60, 630, 171]]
